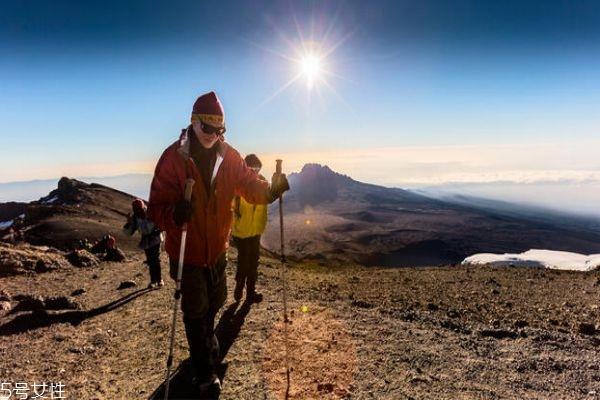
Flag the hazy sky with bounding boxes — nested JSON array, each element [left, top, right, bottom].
[[2, 0, 600, 196]]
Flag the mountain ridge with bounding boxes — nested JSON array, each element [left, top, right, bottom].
[[262, 164, 600, 266]]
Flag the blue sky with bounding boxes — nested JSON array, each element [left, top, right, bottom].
[[1, 0, 600, 197]]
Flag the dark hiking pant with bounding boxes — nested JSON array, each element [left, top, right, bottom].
[[233, 235, 261, 295], [144, 244, 162, 283], [169, 253, 227, 378]]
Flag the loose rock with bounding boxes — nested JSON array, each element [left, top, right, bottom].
[[117, 280, 137, 290], [0, 301, 11, 312], [351, 299, 374, 309], [0, 289, 11, 302], [577, 323, 596, 336], [479, 329, 518, 340]]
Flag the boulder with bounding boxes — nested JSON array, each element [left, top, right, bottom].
[[104, 247, 126, 262], [16, 294, 45, 311], [44, 296, 81, 310], [66, 250, 99, 268]]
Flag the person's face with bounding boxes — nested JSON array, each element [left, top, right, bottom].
[[133, 207, 146, 218], [251, 166, 261, 174], [192, 121, 223, 149]]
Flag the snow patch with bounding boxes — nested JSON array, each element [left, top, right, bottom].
[[463, 249, 600, 271], [41, 195, 59, 204], [0, 220, 14, 230]]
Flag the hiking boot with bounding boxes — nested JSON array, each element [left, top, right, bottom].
[[148, 280, 164, 289], [193, 373, 221, 398], [247, 291, 263, 303], [233, 284, 243, 302]]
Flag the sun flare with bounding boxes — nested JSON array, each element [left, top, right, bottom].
[[251, 16, 354, 106]]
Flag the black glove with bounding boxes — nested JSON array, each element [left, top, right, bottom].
[[270, 173, 290, 202], [173, 199, 193, 227]]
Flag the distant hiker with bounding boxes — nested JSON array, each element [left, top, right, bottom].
[[232, 154, 268, 303], [76, 238, 92, 251], [90, 234, 114, 254], [148, 91, 289, 394], [123, 198, 164, 288], [104, 234, 126, 262], [90, 234, 125, 261]]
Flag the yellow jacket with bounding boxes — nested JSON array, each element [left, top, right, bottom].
[[232, 196, 268, 238]]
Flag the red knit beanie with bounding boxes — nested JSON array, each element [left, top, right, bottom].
[[132, 198, 146, 213], [191, 91, 225, 128]]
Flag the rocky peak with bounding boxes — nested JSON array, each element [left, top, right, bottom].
[[38, 177, 91, 205], [57, 177, 89, 193], [288, 164, 355, 206]]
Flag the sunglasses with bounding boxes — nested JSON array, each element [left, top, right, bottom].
[[201, 121, 226, 136]]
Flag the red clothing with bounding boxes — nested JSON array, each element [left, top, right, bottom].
[[148, 127, 271, 268]]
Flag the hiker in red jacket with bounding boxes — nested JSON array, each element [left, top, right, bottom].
[[148, 91, 289, 394]]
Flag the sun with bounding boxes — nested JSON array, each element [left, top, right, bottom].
[[299, 54, 322, 88]]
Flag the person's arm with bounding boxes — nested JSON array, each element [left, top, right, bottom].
[[123, 213, 138, 236], [232, 151, 289, 204], [232, 153, 271, 204], [233, 196, 242, 219], [147, 147, 183, 232]]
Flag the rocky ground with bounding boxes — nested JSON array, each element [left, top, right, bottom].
[[1, 246, 599, 399]]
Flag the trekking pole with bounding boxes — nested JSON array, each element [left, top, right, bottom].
[[164, 178, 195, 400], [276, 159, 291, 398]]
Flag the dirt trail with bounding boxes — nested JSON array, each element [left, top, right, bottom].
[[1, 250, 599, 399]]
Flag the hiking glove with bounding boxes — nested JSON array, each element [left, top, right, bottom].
[[173, 199, 193, 226], [269, 173, 290, 202]]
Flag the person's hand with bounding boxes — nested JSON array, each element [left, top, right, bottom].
[[123, 213, 133, 229], [270, 173, 290, 200], [173, 199, 193, 226]]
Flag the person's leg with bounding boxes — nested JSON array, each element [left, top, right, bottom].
[[205, 253, 228, 369], [233, 237, 247, 301], [144, 248, 154, 284], [146, 244, 161, 284], [246, 235, 261, 300], [169, 260, 211, 381]]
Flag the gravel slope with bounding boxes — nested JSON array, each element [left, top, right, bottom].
[[1, 249, 599, 399]]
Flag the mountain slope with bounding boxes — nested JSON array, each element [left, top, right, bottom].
[[1, 177, 139, 252], [262, 164, 600, 266]]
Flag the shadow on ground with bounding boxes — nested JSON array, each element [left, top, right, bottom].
[[149, 300, 252, 400], [0, 288, 152, 336]]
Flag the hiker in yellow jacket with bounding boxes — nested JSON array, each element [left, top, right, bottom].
[[232, 154, 268, 303]]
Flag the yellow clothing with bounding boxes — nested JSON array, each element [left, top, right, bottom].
[[232, 196, 267, 238]]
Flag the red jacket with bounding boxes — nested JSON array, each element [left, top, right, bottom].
[[148, 128, 271, 267]]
